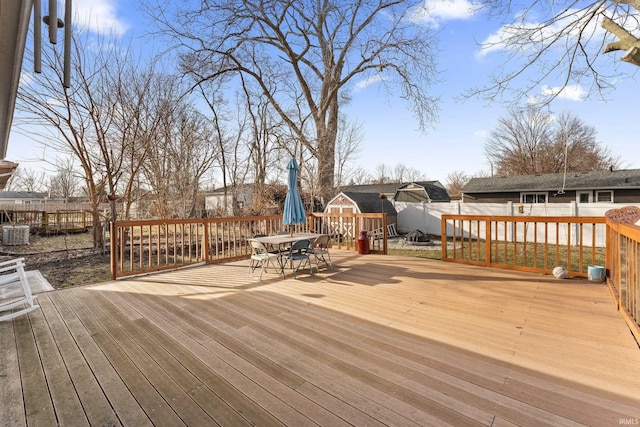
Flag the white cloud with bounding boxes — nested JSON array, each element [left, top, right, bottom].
[[354, 74, 384, 92], [526, 84, 587, 104], [413, 0, 481, 28], [68, 0, 129, 36], [541, 84, 587, 102], [476, 8, 607, 59]]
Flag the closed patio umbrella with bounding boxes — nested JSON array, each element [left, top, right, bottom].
[[283, 158, 306, 235]]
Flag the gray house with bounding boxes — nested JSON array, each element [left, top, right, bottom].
[[462, 169, 640, 204]]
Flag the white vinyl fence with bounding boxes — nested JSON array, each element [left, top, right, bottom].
[[394, 201, 637, 247]]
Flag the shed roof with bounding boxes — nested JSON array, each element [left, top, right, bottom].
[[340, 180, 450, 202], [462, 169, 640, 194], [395, 181, 451, 202], [340, 183, 403, 195], [328, 192, 397, 215]]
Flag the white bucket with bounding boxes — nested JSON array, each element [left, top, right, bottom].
[[587, 265, 605, 282]]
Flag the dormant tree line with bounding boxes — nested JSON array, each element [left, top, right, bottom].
[[12, 0, 640, 245]]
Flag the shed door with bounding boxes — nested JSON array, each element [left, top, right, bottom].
[[329, 206, 354, 240]]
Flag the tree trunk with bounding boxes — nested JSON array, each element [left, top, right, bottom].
[[91, 209, 104, 250]]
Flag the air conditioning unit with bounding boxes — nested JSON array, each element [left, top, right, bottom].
[[2, 225, 30, 246]]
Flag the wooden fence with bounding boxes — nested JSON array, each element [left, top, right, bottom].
[[110, 212, 387, 279], [0, 210, 91, 234]]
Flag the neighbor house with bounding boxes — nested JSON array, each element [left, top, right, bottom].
[[461, 168, 640, 204], [0, 191, 48, 207], [205, 184, 256, 216]]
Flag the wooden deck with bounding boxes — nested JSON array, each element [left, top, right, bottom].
[[2, 250, 640, 426]]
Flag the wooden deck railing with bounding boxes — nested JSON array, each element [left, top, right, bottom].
[[440, 215, 607, 278], [441, 213, 640, 340], [606, 221, 640, 340], [110, 212, 386, 279]]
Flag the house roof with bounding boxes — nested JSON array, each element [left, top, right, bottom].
[[340, 181, 450, 202], [1, 1, 32, 161], [329, 192, 397, 215], [0, 161, 19, 190], [0, 191, 48, 199], [462, 169, 640, 194]]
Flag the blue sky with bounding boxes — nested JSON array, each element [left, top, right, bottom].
[[9, 0, 639, 184]]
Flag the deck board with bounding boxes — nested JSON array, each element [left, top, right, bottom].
[[2, 250, 640, 426]]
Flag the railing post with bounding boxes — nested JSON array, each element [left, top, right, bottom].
[[382, 213, 388, 255], [441, 215, 447, 261], [485, 217, 492, 267], [110, 221, 117, 280], [203, 220, 210, 264]]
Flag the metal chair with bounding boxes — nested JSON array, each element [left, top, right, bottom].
[[310, 234, 332, 270], [283, 239, 313, 278], [249, 240, 282, 279]]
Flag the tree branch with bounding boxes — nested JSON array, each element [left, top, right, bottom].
[[602, 14, 640, 65]]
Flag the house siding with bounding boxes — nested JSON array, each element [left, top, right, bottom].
[[548, 191, 576, 203], [608, 189, 640, 203], [463, 192, 520, 203], [465, 188, 640, 204]]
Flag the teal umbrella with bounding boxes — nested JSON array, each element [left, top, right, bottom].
[[283, 158, 306, 233]]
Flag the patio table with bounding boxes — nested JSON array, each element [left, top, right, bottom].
[[250, 232, 319, 277]]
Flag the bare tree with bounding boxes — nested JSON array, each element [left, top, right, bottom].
[[107, 59, 166, 221], [472, 2, 640, 104], [392, 163, 425, 183], [446, 170, 470, 199], [373, 164, 391, 184], [485, 107, 619, 176], [16, 30, 167, 246], [345, 167, 372, 186], [147, 0, 439, 203], [142, 81, 219, 219], [48, 157, 80, 200], [334, 117, 364, 192], [369, 162, 425, 184], [5, 167, 48, 193]]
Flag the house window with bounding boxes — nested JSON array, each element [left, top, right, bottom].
[[596, 190, 613, 203], [521, 193, 547, 204], [577, 192, 591, 203]]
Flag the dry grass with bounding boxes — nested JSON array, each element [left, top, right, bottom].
[[0, 231, 111, 289]]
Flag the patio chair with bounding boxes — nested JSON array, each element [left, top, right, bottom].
[[310, 234, 332, 270], [249, 240, 282, 280], [283, 238, 313, 279], [0, 258, 40, 322]]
